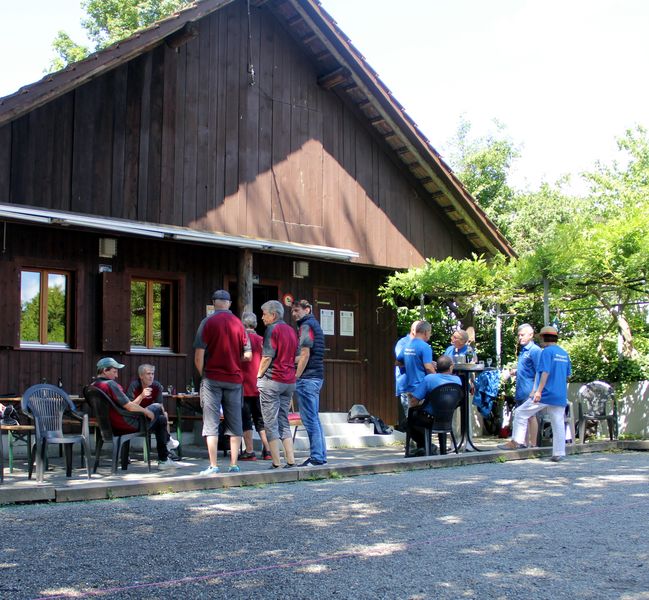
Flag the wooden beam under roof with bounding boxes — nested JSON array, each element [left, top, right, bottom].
[[317, 67, 351, 90]]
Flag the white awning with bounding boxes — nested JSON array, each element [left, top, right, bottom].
[[0, 204, 359, 261]]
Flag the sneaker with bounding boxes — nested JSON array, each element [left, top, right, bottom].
[[283, 463, 296, 469], [166, 437, 180, 451], [238, 451, 257, 461], [199, 465, 220, 476], [167, 450, 180, 461], [269, 463, 281, 469], [550, 455, 565, 462], [262, 450, 272, 460], [228, 465, 241, 473], [299, 458, 325, 467], [158, 458, 177, 470], [498, 441, 527, 451]]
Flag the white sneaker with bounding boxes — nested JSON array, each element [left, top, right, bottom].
[[158, 458, 177, 470], [166, 437, 180, 451]]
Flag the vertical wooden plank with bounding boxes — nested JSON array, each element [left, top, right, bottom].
[[160, 45, 177, 225], [252, 8, 274, 238], [101, 271, 130, 352], [111, 65, 128, 218], [0, 260, 19, 348], [137, 53, 153, 220], [195, 17, 211, 224], [146, 45, 165, 224], [173, 43, 187, 227], [124, 57, 144, 220], [182, 33, 200, 225], [0, 123, 11, 202], [223, 2, 242, 232]]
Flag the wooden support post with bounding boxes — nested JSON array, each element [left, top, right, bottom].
[[238, 249, 253, 316]]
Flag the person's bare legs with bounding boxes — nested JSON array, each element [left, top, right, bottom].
[[259, 429, 271, 454], [527, 416, 538, 447], [269, 438, 283, 466], [243, 430, 254, 453], [229, 436, 241, 467], [281, 436, 295, 465], [205, 435, 219, 468]]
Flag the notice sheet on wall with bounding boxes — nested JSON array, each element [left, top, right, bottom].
[[340, 310, 354, 336], [320, 309, 335, 335]]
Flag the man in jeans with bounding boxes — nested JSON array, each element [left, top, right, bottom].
[[194, 290, 251, 475], [292, 299, 327, 467]]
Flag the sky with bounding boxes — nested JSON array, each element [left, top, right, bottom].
[[1, 0, 648, 193]]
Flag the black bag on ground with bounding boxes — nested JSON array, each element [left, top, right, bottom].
[[347, 404, 371, 423], [368, 416, 393, 435]]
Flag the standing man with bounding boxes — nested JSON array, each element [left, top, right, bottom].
[[507, 324, 542, 446], [292, 299, 327, 467], [194, 290, 251, 475], [396, 321, 436, 396], [257, 300, 298, 469], [394, 321, 420, 429], [239, 312, 272, 461], [499, 326, 572, 462], [92, 358, 176, 470]]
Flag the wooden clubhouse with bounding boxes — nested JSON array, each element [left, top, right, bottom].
[[0, 0, 512, 424]]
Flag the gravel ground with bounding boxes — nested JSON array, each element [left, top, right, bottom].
[[1, 450, 648, 599]]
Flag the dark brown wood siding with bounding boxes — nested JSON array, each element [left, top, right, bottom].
[[0, 223, 400, 422], [1, 2, 471, 270]]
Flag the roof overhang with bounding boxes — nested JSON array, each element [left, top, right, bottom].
[[0, 204, 359, 262]]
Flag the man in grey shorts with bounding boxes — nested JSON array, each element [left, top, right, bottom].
[[194, 290, 251, 475]]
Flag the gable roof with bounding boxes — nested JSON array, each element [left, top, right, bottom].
[[0, 0, 515, 258]]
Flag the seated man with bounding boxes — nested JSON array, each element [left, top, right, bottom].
[[407, 355, 461, 455], [443, 329, 477, 362], [92, 357, 176, 470], [126, 363, 179, 456]]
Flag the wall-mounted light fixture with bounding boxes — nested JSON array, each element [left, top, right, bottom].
[[99, 238, 117, 258], [293, 260, 309, 278]]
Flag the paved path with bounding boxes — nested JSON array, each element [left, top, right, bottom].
[[2, 450, 648, 599]]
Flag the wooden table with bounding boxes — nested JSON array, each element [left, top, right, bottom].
[[452, 363, 497, 452]]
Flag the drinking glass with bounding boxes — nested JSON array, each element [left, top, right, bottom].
[[486, 358, 493, 367]]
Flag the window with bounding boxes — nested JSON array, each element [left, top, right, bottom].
[[20, 270, 70, 347], [130, 279, 174, 351]]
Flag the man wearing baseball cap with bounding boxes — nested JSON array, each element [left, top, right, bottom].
[[499, 325, 572, 462], [194, 290, 251, 475], [93, 357, 177, 469]]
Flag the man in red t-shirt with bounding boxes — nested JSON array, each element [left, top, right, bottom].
[[92, 357, 176, 470], [257, 299, 298, 469], [194, 290, 251, 475], [239, 312, 272, 460]]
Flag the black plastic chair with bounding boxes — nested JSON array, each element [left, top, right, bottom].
[[21, 384, 91, 482], [83, 385, 151, 474], [405, 383, 462, 456], [577, 381, 617, 443]]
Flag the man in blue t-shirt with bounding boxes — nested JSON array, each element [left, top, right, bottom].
[[394, 321, 420, 425], [499, 326, 572, 461], [396, 321, 436, 395], [406, 355, 461, 454], [507, 324, 542, 445]]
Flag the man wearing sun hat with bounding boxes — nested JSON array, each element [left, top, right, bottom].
[[499, 325, 572, 462]]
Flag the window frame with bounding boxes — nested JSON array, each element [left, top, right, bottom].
[[129, 276, 175, 353], [19, 267, 73, 349]]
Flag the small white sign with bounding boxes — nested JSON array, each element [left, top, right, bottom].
[[206, 305, 215, 316], [320, 309, 335, 335], [340, 310, 354, 337]]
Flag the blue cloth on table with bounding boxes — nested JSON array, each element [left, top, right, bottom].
[[472, 370, 501, 417]]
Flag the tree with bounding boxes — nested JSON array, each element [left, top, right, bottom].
[[49, 0, 192, 70]]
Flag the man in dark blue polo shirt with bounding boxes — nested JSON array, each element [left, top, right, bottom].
[[292, 299, 327, 467]]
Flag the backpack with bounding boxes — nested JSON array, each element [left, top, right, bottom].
[[1, 404, 19, 426], [347, 404, 371, 423]]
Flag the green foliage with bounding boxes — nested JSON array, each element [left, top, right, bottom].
[[382, 122, 649, 382], [49, 0, 192, 70]]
